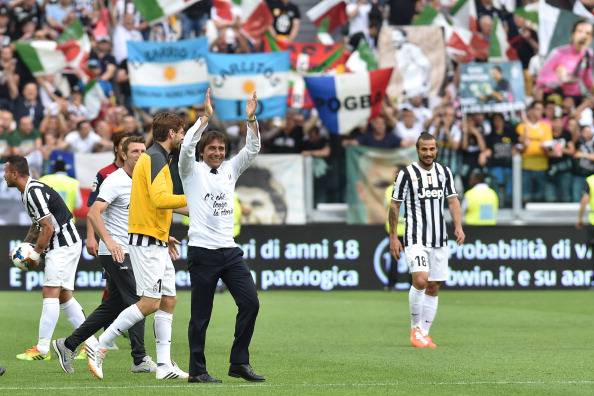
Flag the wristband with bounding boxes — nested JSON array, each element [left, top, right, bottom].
[[29, 250, 40, 262]]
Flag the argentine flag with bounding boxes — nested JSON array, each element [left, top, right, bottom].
[[206, 52, 290, 121], [304, 68, 392, 135], [127, 38, 209, 108]]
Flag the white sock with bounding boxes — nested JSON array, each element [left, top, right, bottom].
[[98, 304, 144, 349], [37, 298, 60, 355], [420, 295, 438, 336], [409, 286, 425, 329], [61, 297, 86, 329], [154, 310, 173, 366]]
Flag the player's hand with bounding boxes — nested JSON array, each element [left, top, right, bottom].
[[22, 256, 40, 270], [86, 237, 98, 257], [246, 91, 258, 119], [168, 237, 181, 261], [106, 240, 125, 264], [203, 88, 213, 118], [455, 227, 465, 245], [389, 236, 403, 260]]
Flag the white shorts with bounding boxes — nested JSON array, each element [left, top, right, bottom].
[[129, 244, 176, 298], [43, 241, 82, 290], [404, 244, 449, 282]]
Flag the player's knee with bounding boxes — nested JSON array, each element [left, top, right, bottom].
[[412, 278, 428, 290], [426, 282, 440, 296], [160, 295, 177, 312], [137, 297, 160, 316], [239, 295, 259, 317]]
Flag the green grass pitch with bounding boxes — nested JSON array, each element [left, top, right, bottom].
[[0, 290, 593, 395]]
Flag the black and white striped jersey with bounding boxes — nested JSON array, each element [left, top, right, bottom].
[[22, 178, 80, 251], [392, 161, 457, 248]]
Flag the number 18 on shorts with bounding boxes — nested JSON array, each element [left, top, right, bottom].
[[404, 245, 449, 282]]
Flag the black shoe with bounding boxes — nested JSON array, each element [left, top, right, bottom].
[[188, 373, 222, 383], [0, 367, 5, 376], [228, 364, 265, 382]]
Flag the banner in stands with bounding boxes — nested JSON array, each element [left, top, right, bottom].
[[1, 225, 591, 291], [345, 145, 416, 224], [459, 61, 526, 113], [378, 25, 446, 100], [236, 154, 306, 224]]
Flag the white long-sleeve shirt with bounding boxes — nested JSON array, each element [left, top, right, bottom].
[[179, 117, 260, 249]]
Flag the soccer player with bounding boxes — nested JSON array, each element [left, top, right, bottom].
[[179, 89, 264, 383], [388, 132, 465, 349], [52, 136, 157, 375], [88, 112, 188, 380], [4, 156, 93, 360]]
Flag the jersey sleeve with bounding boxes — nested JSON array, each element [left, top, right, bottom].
[[87, 171, 104, 207], [392, 169, 409, 202], [445, 166, 457, 197], [96, 172, 120, 205], [27, 186, 51, 222]]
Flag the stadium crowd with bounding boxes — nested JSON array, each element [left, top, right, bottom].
[[0, 0, 592, 213]]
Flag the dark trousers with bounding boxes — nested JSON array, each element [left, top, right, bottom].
[[65, 254, 147, 364], [187, 246, 259, 376]]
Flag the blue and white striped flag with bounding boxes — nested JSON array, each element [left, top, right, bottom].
[[206, 52, 290, 121], [127, 38, 209, 108]]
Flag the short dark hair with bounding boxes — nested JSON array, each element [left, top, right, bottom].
[[122, 135, 145, 154], [152, 112, 184, 142], [416, 132, 436, 148], [6, 155, 29, 176], [197, 130, 228, 160], [529, 100, 544, 110], [572, 19, 592, 34]]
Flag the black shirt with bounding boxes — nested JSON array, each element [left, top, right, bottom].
[[267, 0, 300, 36], [486, 124, 517, 167]]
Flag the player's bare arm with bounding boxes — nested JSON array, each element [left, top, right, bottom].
[[23, 216, 53, 268], [88, 200, 125, 264], [389, 200, 403, 259], [448, 196, 465, 245], [23, 224, 40, 244], [246, 91, 258, 136]]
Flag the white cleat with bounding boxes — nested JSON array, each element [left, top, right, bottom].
[[156, 361, 189, 380], [131, 355, 157, 373], [87, 347, 106, 380]]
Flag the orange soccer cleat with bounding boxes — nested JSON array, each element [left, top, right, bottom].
[[410, 327, 430, 348]]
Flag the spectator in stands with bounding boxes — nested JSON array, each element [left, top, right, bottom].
[[461, 114, 489, 188], [516, 101, 552, 203], [90, 37, 117, 82], [67, 86, 89, 121], [62, 120, 110, 153], [40, 112, 67, 139], [0, 6, 14, 46], [12, 0, 43, 40], [395, 105, 422, 147], [45, 0, 76, 31], [387, 0, 416, 26], [0, 108, 13, 159], [407, 95, 432, 127], [301, 125, 330, 204], [545, 116, 575, 202], [12, 82, 44, 128], [112, 13, 143, 65], [267, 0, 301, 42], [88, 58, 114, 99], [0, 45, 19, 108], [347, 0, 372, 43], [121, 115, 142, 136], [428, 104, 461, 174], [11, 115, 41, 157], [357, 116, 400, 149], [485, 113, 517, 207], [573, 124, 594, 201], [181, 1, 212, 38], [268, 111, 303, 153], [537, 19, 594, 100]]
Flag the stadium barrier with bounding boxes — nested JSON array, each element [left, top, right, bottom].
[[2, 225, 591, 291]]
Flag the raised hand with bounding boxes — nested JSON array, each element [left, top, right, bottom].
[[246, 91, 258, 119], [204, 88, 213, 118]]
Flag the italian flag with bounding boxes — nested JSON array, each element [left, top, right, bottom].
[[57, 19, 91, 74], [133, 0, 202, 23], [213, 0, 272, 40], [306, 0, 347, 32], [317, 17, 334, 45], [346, 40, 377, 72], [450, 0, 477, 31], [84, 80, 107, 121], [488, 17, 518, 61], [15, 41, 66, 76]]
